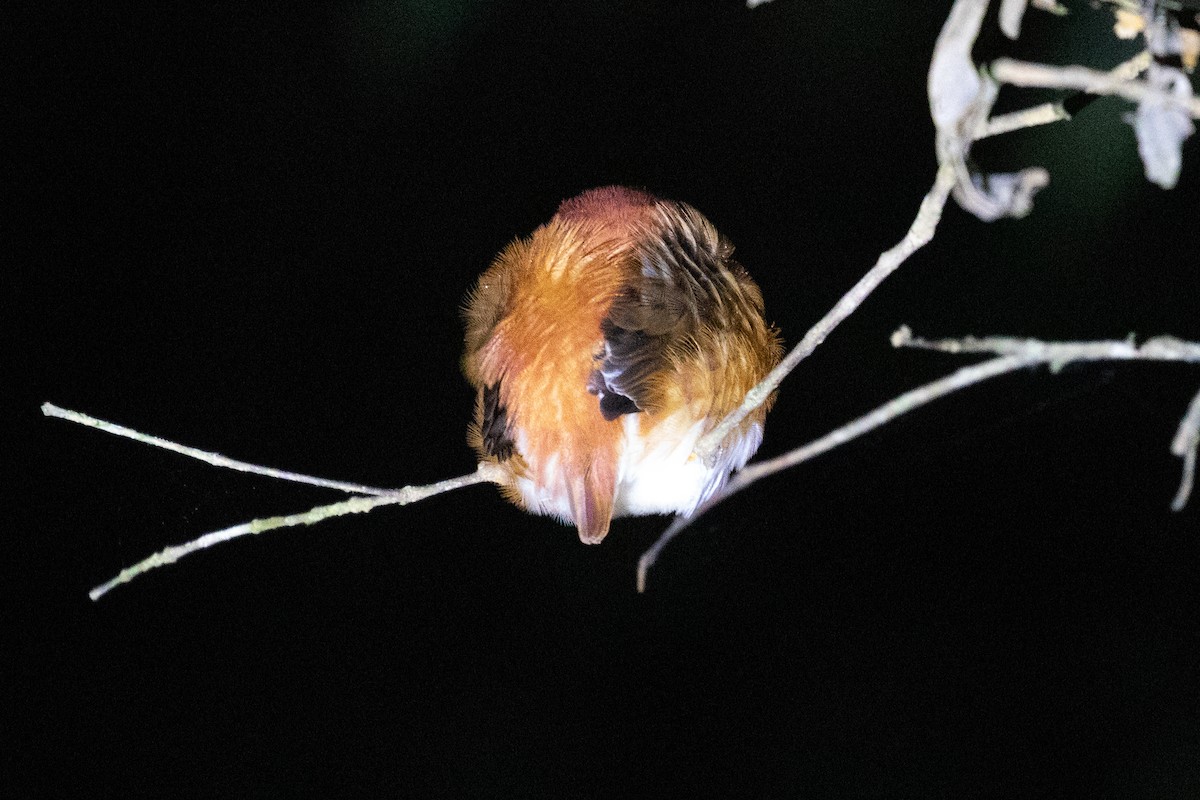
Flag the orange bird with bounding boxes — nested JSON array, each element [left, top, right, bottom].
[[462, 186, 781, 543]]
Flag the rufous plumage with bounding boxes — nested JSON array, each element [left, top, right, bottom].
[[462, 186, 781, 543]]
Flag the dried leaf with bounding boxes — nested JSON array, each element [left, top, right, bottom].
[[957, 167, 1050, 221], [1113, 8, 1146, 40], [1181, 28, 1199, 73], [928, 0, 989, 130], [1129, 64, 1196, 189]]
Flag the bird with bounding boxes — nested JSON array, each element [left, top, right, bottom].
[[461, 186, 781, 544]]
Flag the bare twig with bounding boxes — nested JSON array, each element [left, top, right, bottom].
[[663, 5, 1196, 587], [977, 51, 1153, 140], [656, 3, 1196, 587], [694, 164, 958, 464], [638, 328, 1200, 591], [991, 58, 1200, 118], [897, 328, 1200, 364], [639, 353, 1037, 592], [979, 101, 1072, 138], [698, 0, 1154, 464], [697, 0, 1042, 464], [43, 403, 400, 498], [899, 328, 1200, 512], [675, 0, 1024, 577], [44, 402, 505, 599], [86, 463, 503, 601]]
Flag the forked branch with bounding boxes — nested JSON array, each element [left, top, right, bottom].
[[652, 0, 1197, 585], [43, 403, 503, 600]]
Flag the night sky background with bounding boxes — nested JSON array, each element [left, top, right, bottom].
[[11, 1, 1200, 796]]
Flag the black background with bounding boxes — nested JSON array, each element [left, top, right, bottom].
[[11, 1, 1200, 796]]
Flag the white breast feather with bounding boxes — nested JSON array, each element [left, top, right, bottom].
[[613, 411, 762, 518]]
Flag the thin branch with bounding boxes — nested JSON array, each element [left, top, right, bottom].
[[43, 403, 399, 497], [693, 163, 958, 464], [639, 353, 1037, 592], [644, 7, 1194, 588], [991, 57, 1200, 118], [698, 0, 1060, 466], [88, 463, 503, 601], [897, 328, 1200, 364], [647, 158, 960, 581], [638, 328, 1200, 592], [900, 328, 1200, 513], [42, 402, 507, 599], [976, 51, 1153, 140], [978, 101, 1072, 138]]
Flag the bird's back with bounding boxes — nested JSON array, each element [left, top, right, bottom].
[[463, 186, 780, 543]]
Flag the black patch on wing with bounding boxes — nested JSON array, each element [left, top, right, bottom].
[[586, 361, 641, 421], [595, 200, 742, 417], [599, 391, 640, 421], [479, 382, 515, 460]]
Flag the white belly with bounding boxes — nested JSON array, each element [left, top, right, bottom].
[[612, 411, 762, 518], [510, 410, 763, 524]]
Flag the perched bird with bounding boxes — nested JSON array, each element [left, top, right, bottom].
[[462, 186, 781, 543]]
